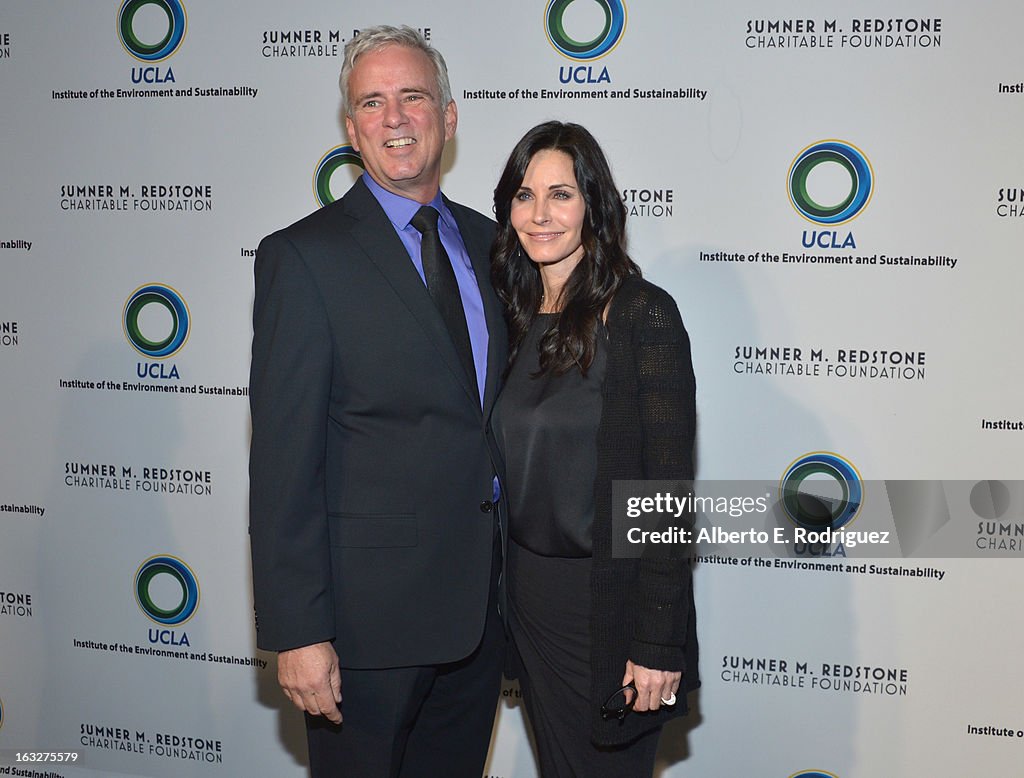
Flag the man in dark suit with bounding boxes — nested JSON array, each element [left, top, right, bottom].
[[249, 26, 507, 777]]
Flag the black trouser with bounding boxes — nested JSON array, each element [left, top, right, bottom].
[[305, 537, 505, 778]]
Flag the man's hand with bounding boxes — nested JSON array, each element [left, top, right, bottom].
[[621, 659, 681, 713], [278, 641, 342, 724]]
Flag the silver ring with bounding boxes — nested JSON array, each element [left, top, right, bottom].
[[660, 692, 677, 706]]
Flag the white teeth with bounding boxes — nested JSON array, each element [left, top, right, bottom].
[[384, 138, 415, 148]]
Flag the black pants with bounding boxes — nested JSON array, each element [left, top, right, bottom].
[[306, 538, 505, 778], [508, 541, 660, 778]]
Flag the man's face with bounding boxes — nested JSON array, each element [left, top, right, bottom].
[[344, 44, 456, 204]]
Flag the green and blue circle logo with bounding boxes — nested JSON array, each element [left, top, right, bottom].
[[790, 772, 839, 778], [118, 0, 187, 62], [788, 140, 873, 225], [780, 452, 862, 531], [545, 0, 627, 61], [123, 284, 190, 359], [314, 145, 364, 207], [135, 555, 200, 626]]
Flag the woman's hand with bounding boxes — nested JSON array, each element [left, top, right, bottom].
[[621, 659, 681, 712]]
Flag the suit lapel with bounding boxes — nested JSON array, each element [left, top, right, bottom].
[[341, 179, 480, 410], [450, 202, 505, 421]]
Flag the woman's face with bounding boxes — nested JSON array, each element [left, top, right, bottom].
[[510, 149, 586, 271]]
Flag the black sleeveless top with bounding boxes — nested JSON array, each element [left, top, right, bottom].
[[494, 314, 607, 557]]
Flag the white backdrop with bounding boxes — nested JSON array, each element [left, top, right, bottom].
[[1, 2, 1023, 776]]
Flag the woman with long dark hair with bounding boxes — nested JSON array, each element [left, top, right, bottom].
[[491, 121, 699, 776]]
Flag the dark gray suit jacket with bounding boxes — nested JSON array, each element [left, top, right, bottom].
[[249, 177, 507, 668]]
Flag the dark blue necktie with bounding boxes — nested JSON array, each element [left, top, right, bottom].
[[411, 206, 478, 396]]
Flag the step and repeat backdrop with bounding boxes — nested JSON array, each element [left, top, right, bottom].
[[2, 1, 1023, 776]]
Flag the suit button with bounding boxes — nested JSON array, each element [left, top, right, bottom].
[[479, 501, 493, 513]]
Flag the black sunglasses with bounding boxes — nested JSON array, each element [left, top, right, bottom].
[[599, 681, 637, 721]]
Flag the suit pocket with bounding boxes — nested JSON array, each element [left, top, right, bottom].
[[329, 513, 418, 548]]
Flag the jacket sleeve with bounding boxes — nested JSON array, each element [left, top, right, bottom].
[[626, 286, 697, 671], [248, 231, 336, 652]]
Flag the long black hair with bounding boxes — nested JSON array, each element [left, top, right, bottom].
[[491, 121, 640, 375]]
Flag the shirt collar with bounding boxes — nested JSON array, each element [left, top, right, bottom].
[[362, 173, 454, 232]]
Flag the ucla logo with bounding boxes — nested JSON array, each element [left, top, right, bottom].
[[118, 0, 187, 61], [135, 555, 200, 626], [314, 145, 363, 207], [546, 0, 627, 60], [780, 452, 862, 531], [789, 140, 872, 250], [123, 284, 189, 361], [789, 140, 873, 226]]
